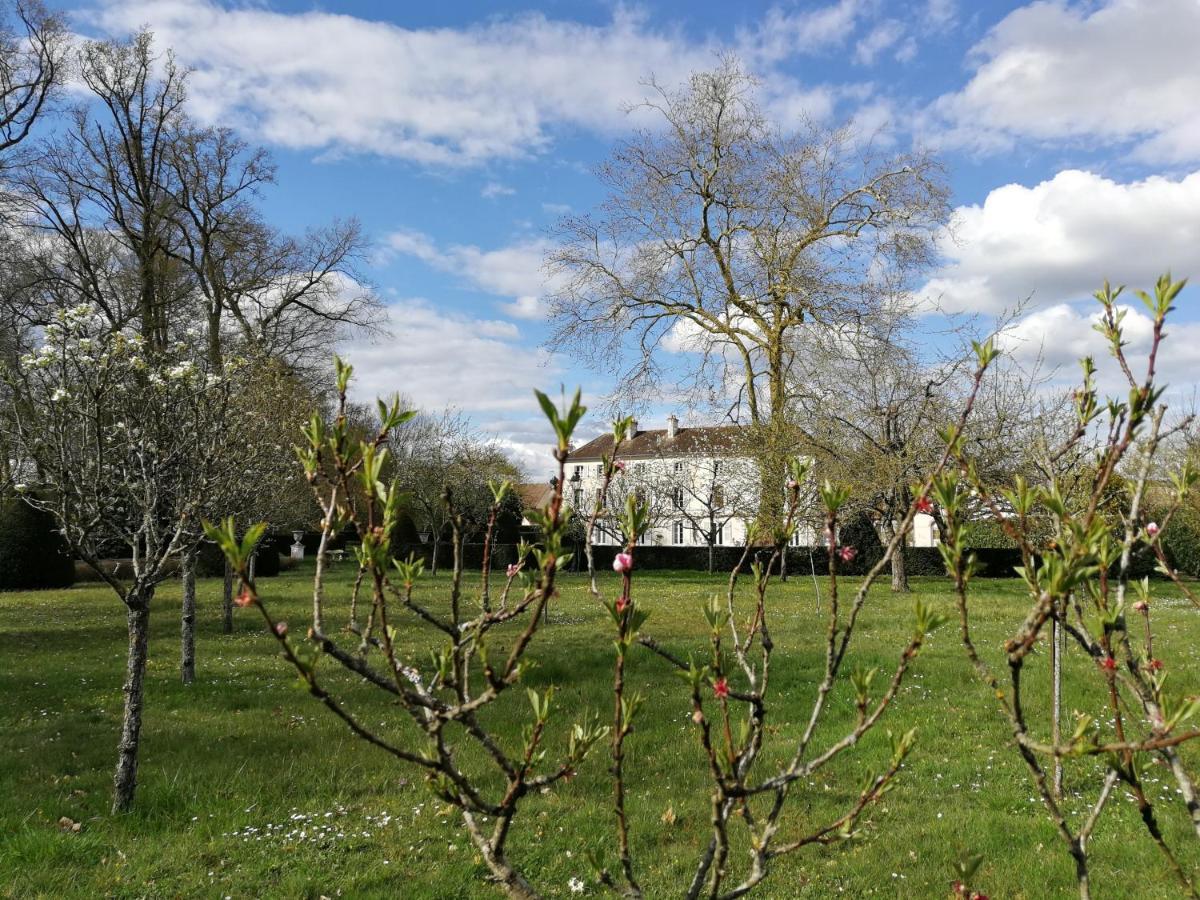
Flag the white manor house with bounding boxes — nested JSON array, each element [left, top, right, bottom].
[[555, 416, 940, 549]]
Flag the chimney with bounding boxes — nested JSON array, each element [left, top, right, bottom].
[[629, 418, 638, 436], [667, 414, 678, 440]]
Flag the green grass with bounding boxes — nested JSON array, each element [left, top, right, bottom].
[[3, 565, 1200, 898]]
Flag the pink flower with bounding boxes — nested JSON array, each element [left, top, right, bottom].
[[234, 585, 255, 608], [915, 496, 933, 514], [1132, 600, 1149, 614], [615, 595, 629, 614], [274, 621, 288, 637], [1149, 658, 1165, 671], [786, 478, 800, 491], [691, 709, 704, 724], [713, 677, 729, 699], [1099, 656, 1117, 671], [613, 460, 626, 474], [1146, 522, 1160, 538], [506, 563, 520, 578], [837, 546, 857, 563], [613, 552, 633, 574]]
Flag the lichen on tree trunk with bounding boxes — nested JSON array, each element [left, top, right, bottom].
[[114, 593, 152, 813], [180, 549, 196, 684]]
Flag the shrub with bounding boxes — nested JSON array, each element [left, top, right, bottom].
[[1158, 508, 1200, 577], [0, 492, 75, 590]]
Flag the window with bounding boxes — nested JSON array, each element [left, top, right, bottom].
[[572, 465, 583, 481], [672, 487, 684, 509], [573, 488, 583, 509], [713, 460, 722, 474], [673, 521, 685, 544], [674, 461, 684, 473], [712, 485, 725, 508]]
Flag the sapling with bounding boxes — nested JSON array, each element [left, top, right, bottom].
[[214, 353, 998, 897], [943, 275, 1200, 899]]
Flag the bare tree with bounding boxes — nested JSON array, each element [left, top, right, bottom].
[[549, 58, 950, 524], [392, 409, 522, 575], [0, 1, 67, 163]]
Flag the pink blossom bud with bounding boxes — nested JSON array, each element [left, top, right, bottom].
[[613, 552, 633, 574], [915, 496, 933, 514], [1149, 658, 1165, 671], [713, 677, 729, 699], [615, 595, 629, 614], [838, 546, 857, 563], [1132, 600, 1148, 614], [274, 621, 288, 637], [786, 479, 799, 491], [506, 563, 520, 578], [1099, 656, 1117, 671], [613, 460, 626, 474], [691, 709, 704, 724], [234, 586, 255, 608], [1146, 522, 1160, 538]]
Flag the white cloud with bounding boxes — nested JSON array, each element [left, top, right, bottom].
[[84, 0, 877, 165], [541, 202, 572, 216], [340, 298, 556, 413], [740, 1, 864, 63], [84, 0, 714, 165], [481, 181, 516, 199], [999, 302, 1200, 394], [928, 0, 1200, 162], [918, 169, 1200, 314], [854, 19, 905, 65], [384, 229, 559, 319]]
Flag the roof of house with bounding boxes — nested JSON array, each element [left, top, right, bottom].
[[569, 425, 745, 462], [516, 482, 556, 511]]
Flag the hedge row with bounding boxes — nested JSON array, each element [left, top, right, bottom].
[[0, 494, 75, 590]]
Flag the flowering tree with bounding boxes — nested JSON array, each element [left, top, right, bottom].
[[941, 275, 1200, 899], [211, 354, 998, 897], [2, 306, 236, 811]]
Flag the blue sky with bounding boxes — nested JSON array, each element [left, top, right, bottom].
[[55, 0, 1200, 474]]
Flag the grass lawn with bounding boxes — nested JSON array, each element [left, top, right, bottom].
[[3, 564, 1200, 898]]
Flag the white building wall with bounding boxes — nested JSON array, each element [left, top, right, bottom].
[[565, 457, 942, 549]]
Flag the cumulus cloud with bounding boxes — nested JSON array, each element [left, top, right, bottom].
[[83, 0, 876, 165], [339, 298, 557, 413], [928, 0, 1200, 162], [384, 229, 558, 320], [918, 169, 1200, 314], [998, 302, 1200, 394]]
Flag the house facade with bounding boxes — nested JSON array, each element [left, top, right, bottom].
[[562, 416, 939, 549]]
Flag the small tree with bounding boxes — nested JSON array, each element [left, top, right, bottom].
[[212, 360, 988, 898], [3, 307, 235, 811], [943, 276, 1200, 899]]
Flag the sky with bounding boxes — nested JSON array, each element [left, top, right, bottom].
[[52, 0, 1200, 476]]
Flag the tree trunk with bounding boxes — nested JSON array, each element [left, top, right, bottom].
[[248, 549, 257, 582], [180, 549, 196, 684], [221, 558, 233, 634], [430, 536, 440, 576], [708, 539, 715, 574], [114, 593, 153, 813], [890, 540, 909, 593]]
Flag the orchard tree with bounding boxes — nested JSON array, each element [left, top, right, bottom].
[[392, 408, 522, 574], [549, 58, 950, 526], [2, 308, 236, 811]]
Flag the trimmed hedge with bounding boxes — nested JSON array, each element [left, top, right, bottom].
[[0, 493, 75, 590]]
